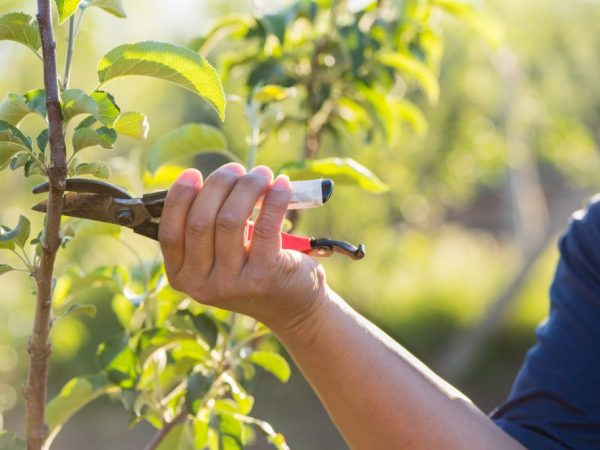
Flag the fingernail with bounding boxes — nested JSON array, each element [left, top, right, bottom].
[[272, 174, 291, 192], [249, 165, 273, 180], [219, 163, 246, 175], [176, 169, 202, 187]]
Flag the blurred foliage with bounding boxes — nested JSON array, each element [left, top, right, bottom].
[[1, 0, 600, 449]]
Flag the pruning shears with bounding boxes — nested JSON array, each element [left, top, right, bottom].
[[31, 178, 366, 260]]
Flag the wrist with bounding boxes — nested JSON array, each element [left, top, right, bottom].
[[269, 280, 334, 349]]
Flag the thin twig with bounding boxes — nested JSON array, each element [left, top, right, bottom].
[[143, 409, 188, 450], [62, 16, 76, 90], [25, 1, 68, 449]]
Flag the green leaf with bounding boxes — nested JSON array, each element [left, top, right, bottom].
[[432, 0, 504, 48], [218, 414, 245, 449], [111, 293, 134, 329], [247, 351, 291, 383], [147, 123, 228, 173], [186, 372, 215, 414], [65, 303, 97, 318], [45, 375, 115, 447], [0, 431, 26, 450], [0, 142, 29, 171], [156, 422, 195, 450], [9, 152, 29, 171], [55, 0, 82, 24], [96, 337, 137, 388], [0, 13, 41, 55], [24, 89, 47, 117], [90, 91, 120, 126], [0, 264, 15, 276], [114, 112, 149, 140], [376, 51, 440, 104], [254, 85, 295, 103], [37, 129, 49, 153], [97, 41, 226, 120], [72, 119, 117, 153], [75, 161, 111, 179], [61, 89, 99, 122], [0, 215, 31, 250], [0, 120, 32, 149], [91, 0, 127, 18], [280, 158, 389, 194], [395, 100, 428, 136], [0, 93, 31, 125]]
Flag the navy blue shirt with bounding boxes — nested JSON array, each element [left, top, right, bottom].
[[491, 196, 600, 449]]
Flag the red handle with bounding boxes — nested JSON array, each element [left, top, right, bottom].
[[246, 223, 313, 254]]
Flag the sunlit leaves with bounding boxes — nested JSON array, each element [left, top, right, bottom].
[[432, 0, 504, 48], [24, 89, 47, 117], [143, 165, 186, 190], [114, 112, 149, 140], [91, 0, 127, 18], [218, 414, 245, 449], [147, 124, 228, 173], [0, 13, 41, 55], [156, 422, 195, 450], [281, 158, 389, 193], [61, 89, 99, 122], [97, 337, 137, 388], [254, 85, 295, 104], [97, 41, 226, 120], [376, 51, 440, 104], [55, 0, 82, 24], [45, 375, 116, 446], [72, 117, 117, 153], [90, 91, 120, 126], [247, 351, 291, 383]]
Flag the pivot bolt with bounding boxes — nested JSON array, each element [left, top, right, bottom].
[[115, 209, 134, 226]]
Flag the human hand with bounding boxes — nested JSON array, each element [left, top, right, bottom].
[[158, 163, 328, 334]]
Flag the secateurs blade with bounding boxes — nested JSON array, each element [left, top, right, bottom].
[[31, 178, 366, 260]]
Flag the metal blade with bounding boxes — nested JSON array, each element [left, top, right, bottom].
[[32, 193, 152, 228]]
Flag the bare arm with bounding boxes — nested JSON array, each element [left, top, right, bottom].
[[159, 166, 525, 450], [272, 289, 524, 450]]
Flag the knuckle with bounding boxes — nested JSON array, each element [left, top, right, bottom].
[[158, 225, 179, 246], [166, 274, 184, 292], [186, 214, 211, 239], [216, 210, 244, 234], [252, 217, 280, 240], [206, 167, 242, 187]]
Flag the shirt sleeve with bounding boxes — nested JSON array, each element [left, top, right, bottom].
[[490, 196, 600, 450]]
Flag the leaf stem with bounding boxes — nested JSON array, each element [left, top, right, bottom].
[[25, 2, 68, 449]]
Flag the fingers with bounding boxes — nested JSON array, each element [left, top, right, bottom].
[[182, 163, 246, 277], [159, 169, 203, 276], [214, 166, 273, 272], [249, 175, 292, 266]]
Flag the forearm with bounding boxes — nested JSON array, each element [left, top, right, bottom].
[[272, 288, 525, 450]]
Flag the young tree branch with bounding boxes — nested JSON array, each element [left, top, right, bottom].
[[24, 1, 68, 449]]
